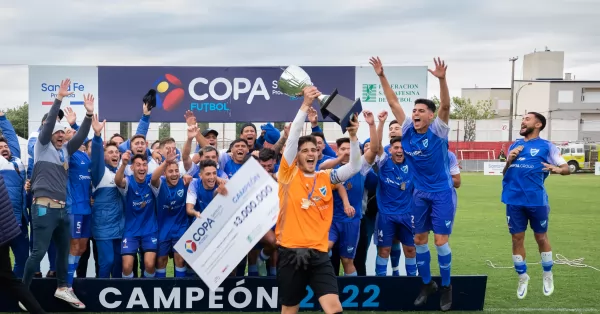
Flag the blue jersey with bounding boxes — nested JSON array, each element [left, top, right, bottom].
[[401, 117, 452, 192], [332, 157, 372, 223], [317, 154, 334, 170], [152, 177, 188, 241], [186, 178, 217, 224], [376, 152, 414, 215], [218, 154, 243, 178], [187, 163, 228, 180], [67, 150, 92, 215], [119, 174, 157, 237], [502, 138, 565, 207]]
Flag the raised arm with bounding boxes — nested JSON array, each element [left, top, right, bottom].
[[119, 104, 152, 153], [370, 57, 406, 124], [67, 94, 94, 155], [330, 115, 361, 185], [362, 110, 379, 164], [319, 156, 343, 170], [271, 124, 289, 156], [39, 79, 73, 145], [90, 115, 107, 187], [376, 111, 388, 156], [283, 87, 319, 163], [115, 151, 131, 189], [0, 112, 21, 158], [429, 57, 450, 124], [183, 125, 198, 171]]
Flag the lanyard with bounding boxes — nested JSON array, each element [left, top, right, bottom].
[[306, 175, 317, 200], [58, 149, 65, 163]]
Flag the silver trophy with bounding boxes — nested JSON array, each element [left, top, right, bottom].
[[278, 65, 362, 133]]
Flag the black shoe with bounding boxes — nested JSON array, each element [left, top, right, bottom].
[[46, 271, 56, 278], [33, 272, 43, 278], [414, 280, 438, 307], [440, 284, 452, 312]]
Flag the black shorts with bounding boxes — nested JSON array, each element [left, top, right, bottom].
[[276, 247, 338, 306]]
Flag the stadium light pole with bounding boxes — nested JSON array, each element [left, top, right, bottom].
[[508, 56, 519, 141], [515, 82, 533, 120]]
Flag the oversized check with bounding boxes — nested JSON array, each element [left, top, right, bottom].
[[174, 157, 279, 291]]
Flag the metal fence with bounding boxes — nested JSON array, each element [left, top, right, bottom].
[[458, 159, 498, 172]]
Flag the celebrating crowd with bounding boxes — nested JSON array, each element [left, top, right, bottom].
[[0, 56, 568, 314]]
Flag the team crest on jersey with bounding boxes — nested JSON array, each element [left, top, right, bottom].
[[401, 165, 408, 173], [319, 186, 327, 196], [346, 182, 352, 190], [422, 139, 429, 148], [177, 189, 184, 197], [530, 148, 539, 156]]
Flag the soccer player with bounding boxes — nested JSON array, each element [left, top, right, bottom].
[[0, 111, 28, 279], [115, 151, 158, 279], [219, 139, 249, 179], [181, 127, 228, 180], [89, 115, 124, 279], [371, 56, 453, 311], [372, 110, 417, 278], [275, 86, 362, 314], [501, 112, 569, 299], [150, 147, 189, 278]]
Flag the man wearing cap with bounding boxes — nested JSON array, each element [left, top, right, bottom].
[[22, 79, 93, 310], [26, 109, 64, 278]]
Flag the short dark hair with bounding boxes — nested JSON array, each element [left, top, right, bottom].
[[159, 137, 175, 148], [104, 141, 119, 151], [200, 159, 218, 171], [240, 123, 257, 134], [151, 140, 160, 149], [389, 119, 399, 127], [130, 134, 146, 143], [335, 137, 350, 148], [110, 133, 125, 142], [528, 112, 547, 131], [0, 136, 7, 145], [258, 148, 277, 162], [415, 98, 437, 112], [311, 132, 325, 142], [298, 135, 317, 151], [390, 136, 402, 146], [131, 154, 147, 164], [230, 138, 249, 148], [198, 146, 219, 157]]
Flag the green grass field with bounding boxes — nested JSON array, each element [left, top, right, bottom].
[[9, 173, 600, 313]]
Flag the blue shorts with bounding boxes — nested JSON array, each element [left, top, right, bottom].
[[70, 214, 92, 239], [412, 188, 456, 235], [121, 233, 158, 255], [158, 238, 180, 257], [328, 220, 360, 259], [506, 205, 550, 234], [374, 213, 414, 247]]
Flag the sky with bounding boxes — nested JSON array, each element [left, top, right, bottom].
[[0, 0, 599, 110]]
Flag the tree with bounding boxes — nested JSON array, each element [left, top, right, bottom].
[[158, 122, 170, 139], [3, 102, 28, 138], [433, 96, 495, 141]]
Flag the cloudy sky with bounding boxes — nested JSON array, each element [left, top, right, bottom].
[[0, 0, 598, 109]]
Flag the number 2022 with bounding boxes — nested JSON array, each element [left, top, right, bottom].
[[299, 285, 380, 308]]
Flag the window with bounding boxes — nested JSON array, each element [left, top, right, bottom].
[[558, 90, 573, 103], [582, 87, 600, 103], [577, 148, 584, 153]]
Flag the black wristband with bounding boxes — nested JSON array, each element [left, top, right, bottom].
[[86, 113, 93, 118]]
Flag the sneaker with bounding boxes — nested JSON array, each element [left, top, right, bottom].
[[440, 285, 452, 312], [55, 288, 86, 309], [414, 280, 438, 307], [257, 258, 268, 276], [517, 274, 530, 299], [18, 302, 27, 311], [543, 272, 554, 296]]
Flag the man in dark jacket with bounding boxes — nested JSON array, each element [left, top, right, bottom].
[[0, 173, 47, 314]]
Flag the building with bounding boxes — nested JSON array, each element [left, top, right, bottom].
[[463, 49, 600, 142]]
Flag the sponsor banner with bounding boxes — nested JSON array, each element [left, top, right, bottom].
[[28, 66, 99, 139], [0, 276, 487, 312], [484, 162, 506, 175], [354, 66, 428, 141], [175, 158, 279, 291], [595, 163, 600, 175], [97, 66, 355, 122]]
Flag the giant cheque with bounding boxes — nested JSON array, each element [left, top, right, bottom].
[[174, 157, 279, 291]]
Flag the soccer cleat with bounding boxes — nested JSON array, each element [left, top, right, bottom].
[[55, 288, 86, 309], [517, 274, 530, 299], [414, 280, 438, 307], [543, 272, 554, 296], [440, 285, 452, 312], [18, 302, 27, 311]]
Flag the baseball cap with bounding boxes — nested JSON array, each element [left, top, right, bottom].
[[202, 128, 219, 137], [52, 122, 66, 135]]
